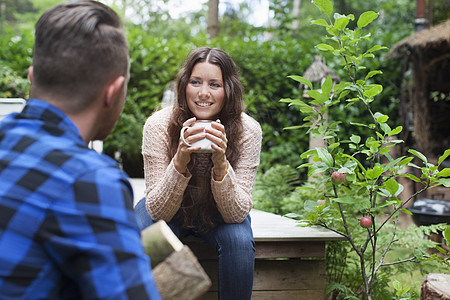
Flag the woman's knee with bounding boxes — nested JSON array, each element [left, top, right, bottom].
[[215, 216, 255, 254]]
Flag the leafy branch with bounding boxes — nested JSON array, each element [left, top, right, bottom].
[[281, 0, 450, 298]]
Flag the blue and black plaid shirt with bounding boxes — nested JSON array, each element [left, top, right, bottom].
[[0, 99, 160, 299]]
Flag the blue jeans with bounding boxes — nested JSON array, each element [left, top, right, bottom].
[[135, 198, 255, 300]]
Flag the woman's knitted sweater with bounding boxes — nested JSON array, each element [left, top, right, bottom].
[[142, 106, 262, 224]]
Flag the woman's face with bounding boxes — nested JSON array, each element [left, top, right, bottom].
[[186, 62, 225, 120]]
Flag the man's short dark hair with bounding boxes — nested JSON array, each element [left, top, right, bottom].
[[32, 0, 129, 113]]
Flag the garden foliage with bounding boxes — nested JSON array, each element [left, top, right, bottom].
[[279, 0, 450, 298]]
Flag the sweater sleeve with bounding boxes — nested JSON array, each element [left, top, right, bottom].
[[142, 110, 190, 222], [211, 114, 262, 223]]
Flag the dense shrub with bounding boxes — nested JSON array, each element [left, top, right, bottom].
[[0, 29, 34, 78], [0, 65, 29, 99], [0, 19, 402, 181], [0, 29, 33, 99]]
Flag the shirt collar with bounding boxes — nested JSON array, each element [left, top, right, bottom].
[[22, 99, 84, 143]]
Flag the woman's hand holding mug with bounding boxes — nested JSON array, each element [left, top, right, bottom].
[[175, 118, 228, 177], [180, 120, 215, 153]]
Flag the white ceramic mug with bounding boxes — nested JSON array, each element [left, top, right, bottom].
[[180, 120, 214, 153]]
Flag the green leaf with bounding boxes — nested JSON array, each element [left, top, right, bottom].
[[316, 43, 335, 51], [384, 178, 399, 195], [376, 114, 389, 124], [364, 84, 383, 97], [366, 45, 388, 53], [334, 16, 349, 31], [399, 157, 413, 166], [326, 27, 340, 36], [437, 168, 450, 177], [388, 126, 403, 136], [329, 142, 340, 149], [400, 173, 421, 182], [288, 75, 313, 90], [443, 227, 450, 243], [313, 0, 333, 16], [373, 112, 383, 119], [408, 149, 427, 163], [280, 98, 305, 106], [383, 156, 405, 172], [380, 123, 391, 135], [438, 149, 450, 166], [393, 280, 401, 291], [350, 134, 361, 144], [357, 11, 378, 28], [366, 166, 383, 180], [438, 178, 450, 187], [283, 125, 306, 130], [316, 147, 334, 167], [436, 246, 447, 254], [379, 188, 392, 198], [342, 154, 366, 173], [298, 162, 315, 169], [307, 90, 328, 103], [311, 18, 329, 27], [350, 122, 374, 129], [365, 70, 382, 80], [401, 208, 413, 215], [301, 149, 317, 160], [321, 75, 333, 97]]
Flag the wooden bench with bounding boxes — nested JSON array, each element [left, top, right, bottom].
[[129, 179, 345, 299], [184, 209, 345, 300]]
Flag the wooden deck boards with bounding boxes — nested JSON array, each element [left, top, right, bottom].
[[250, 209, 343, 242]]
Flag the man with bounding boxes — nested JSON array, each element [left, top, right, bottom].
[[0, 1, 161, 299]]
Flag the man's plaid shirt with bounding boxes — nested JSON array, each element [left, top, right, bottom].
[[0, 99, 160, 299]]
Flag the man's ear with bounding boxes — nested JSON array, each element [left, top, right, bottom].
[[104, 76, 126, 108], [28, 66, 33, 83]]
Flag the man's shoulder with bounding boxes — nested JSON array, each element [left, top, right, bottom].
[[2, 129, 121, 184]]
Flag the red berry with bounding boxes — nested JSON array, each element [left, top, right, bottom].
[[360, 217, 372, 228], [317, 199, 326, 206], [331, 171, 346, 185]]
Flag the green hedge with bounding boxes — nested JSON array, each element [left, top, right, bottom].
[[0, 25, 399, 179]]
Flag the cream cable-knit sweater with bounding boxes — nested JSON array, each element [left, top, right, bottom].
[[142, 106, 262, 224]]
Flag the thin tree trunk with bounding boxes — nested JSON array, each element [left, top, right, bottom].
[[207, 0, 219, 38], [292, 0, 301, 32], [264, 0, 275, 40]]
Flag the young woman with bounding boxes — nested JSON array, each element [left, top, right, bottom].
[[135, 47, 262, 299]]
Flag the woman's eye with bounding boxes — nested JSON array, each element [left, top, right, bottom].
[[210, 82, 222, 88], [190, 80, 200, 85]]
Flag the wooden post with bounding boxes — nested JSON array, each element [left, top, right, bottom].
[[421, 273, 450, 300], [141, 220, 212, 300], [152, 246, 212, 300], [141, 220, 184, 268]]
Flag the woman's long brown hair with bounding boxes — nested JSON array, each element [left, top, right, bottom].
[[167, 47, 244, 231]]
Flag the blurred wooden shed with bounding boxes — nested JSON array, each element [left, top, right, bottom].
[[389, 19, 450, 158]]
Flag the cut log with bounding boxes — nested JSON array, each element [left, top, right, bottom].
[[141, 220, 212, 300], [141, 220, 183, 268], [152, 245, 212, 300], [421, 273, 450, 300]]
